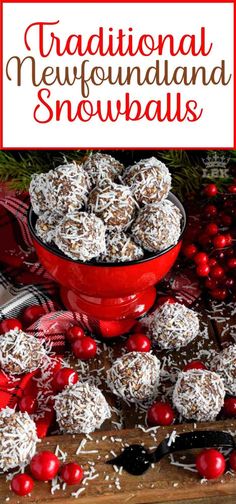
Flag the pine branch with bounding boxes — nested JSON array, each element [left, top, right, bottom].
[[0, 150, 89, 191]]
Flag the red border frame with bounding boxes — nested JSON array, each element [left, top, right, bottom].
[[0, 0, 235, 150]]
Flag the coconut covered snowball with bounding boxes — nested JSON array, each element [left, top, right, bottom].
[[211, 345, 236, 395], [55, 211, 106, 261], [88, 182, 136, 230], [35, 210, 64, 243], [106, 352, 161, 403], [0, 408, 38, 472], [173, 369, 225, 422], [29, 172, 51, 215], [101, 231, 144, 263], [83, 152, 124, 187], [144, 302, 199, 349], [46, 163, 90, 213], [54, 382, 111, 434], [131, 199, 182, 253], [123, 157, 171, 205], [0, 329, 47, 375]]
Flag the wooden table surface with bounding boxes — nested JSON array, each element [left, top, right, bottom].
[[1, 296, 235, 503]]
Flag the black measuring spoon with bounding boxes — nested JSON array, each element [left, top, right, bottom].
[[106, 430, 236, 475]]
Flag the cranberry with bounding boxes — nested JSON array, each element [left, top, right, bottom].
[[147, 401, 175, 426], [72, 337, 97, 360], [126, 333, 151, 353]]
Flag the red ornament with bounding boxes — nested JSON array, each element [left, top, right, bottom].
[[223, 397, 236, 417], [210, 265, 225, 279], [204, 184, 218, 197], [183, 244, 197, 258], [72, 336, 97, 360], [147, 401, 175, 426], [196, 264, 210, 277], [194, 252, 208, 265], [66, 325, 85, 344], [11, 474, 34, 496], [211, 288, 227, 300], [19, 395, 38, 414], [229, 451, 236, 471], [228, 184, 236, 194], [205, 223, 218, 236], [195, 449, 226, 480], [22, 305, 47, 326], [205, 278, 218, 290], [126, 333, 151, 353], [30, 451, 60, 481], [60, 462, 84, 485], [228, 258, 236, 269], [183, 360, 206, 371], [204, 204, 217, 218], [52, 368, 79, 393], [0, 318, 22, 334], [213, 235, 227, 249]]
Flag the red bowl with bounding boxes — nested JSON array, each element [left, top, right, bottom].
[[28, 193, 186, 335]]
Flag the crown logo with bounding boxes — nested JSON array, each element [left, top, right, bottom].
[[202, 152, 230, 169]]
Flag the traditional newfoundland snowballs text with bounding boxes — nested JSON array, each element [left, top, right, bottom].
[[6, 23, 231, 124]]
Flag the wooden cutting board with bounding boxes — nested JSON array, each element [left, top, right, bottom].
[[0, 298, 235, 503], [1, 420, 236, 504]]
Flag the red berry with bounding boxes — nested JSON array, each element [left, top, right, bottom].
[[229, 451, 236, 471], [183, 244, 197, 258], [205, 278, 218, 290], [147, 401, 175, 426], [204, 204, 217, 218], [204, 184, 218, 197], [66, 325, 85, 344], [228, 184, 236, 194], [196, 264, 210, 277], [22, 305, 47, 326], [211, 288, 227, 300], [52, 368, 79, 393], [213, 235, 227, 249], [221, 214, 232, 226], [205, 223, 218, 236], [194, 252, 208, 265], [132, 321, 146, 334], [198, 234, 212, 247], [226, 248, 234, 258], [195, 449, 226, 480], [60, 462, 84, 485], [225, 277, 235, 289], [126, 333, 151, 353], [224, 234, 232, 247], [228, 258, 236, 269], [183, 360, 206, 371], [72, 337, 97, 360], [210, 265, 225, 279], [208, 258, 218, 268], [157, 296, 176, 306], [11, 474, 34, 496], [30, 451, 60, 481], [223, 397, 236, 417], [0, 318, 22, 334], [19, 395, 38, 414]]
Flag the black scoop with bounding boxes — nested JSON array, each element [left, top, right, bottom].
[[106, 430, 236, 475]]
